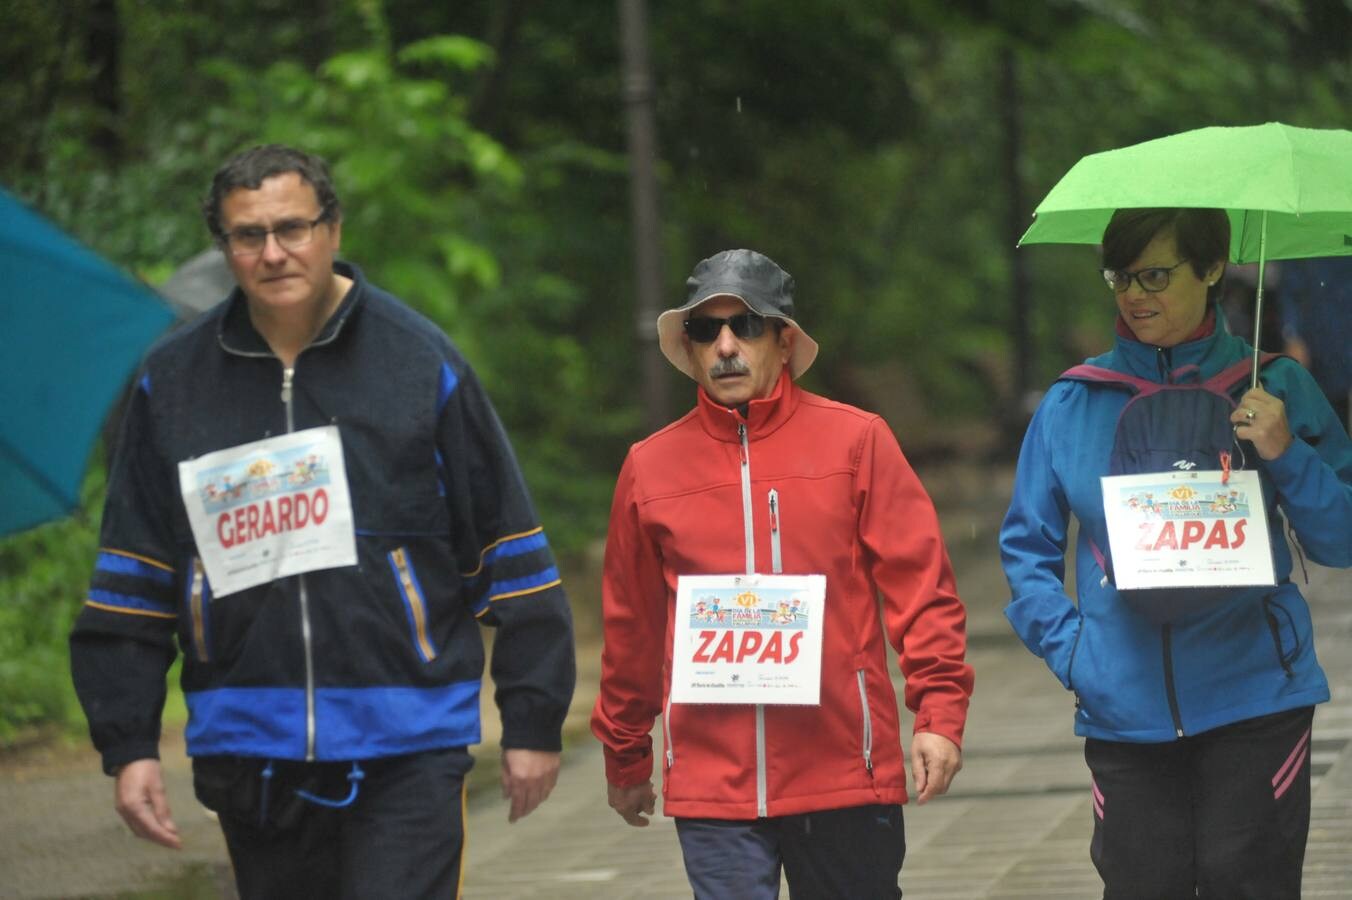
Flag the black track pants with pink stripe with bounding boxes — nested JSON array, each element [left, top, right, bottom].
[[1084, 706, 1314, 900]]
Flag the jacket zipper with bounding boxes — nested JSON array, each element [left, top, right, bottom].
[[189, 558, 209, 662], [1161, 625, 1184, 737], [856, 670, 874, 775], [390, 547, 437, 661], [282, 366, 320, 761], [738, 422, 770, 817], [758, 484, 786, 815], [738, 423, 756, 573], [768, 489, 782, 574], [1066, 618, 1084, 701], [1262, 596, 1295, 677], [663, 695, 674, 770]]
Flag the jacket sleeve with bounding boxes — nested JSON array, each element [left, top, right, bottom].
[[435, 360, 576, 751], [999, 387, 1083, 690], [69, 373, 180, 775], [1260, 363, 1352, 567], [590, 451, 667, 786], [858, 418, 974, 748]]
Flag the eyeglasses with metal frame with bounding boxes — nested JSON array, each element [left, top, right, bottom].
[[221, 210, 332, 257], [1100, 260, 1190, 293], [683, 312, 769, 343]]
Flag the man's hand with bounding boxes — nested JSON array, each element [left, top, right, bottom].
[[115, 759, 181, 849], [500, 748, 561, 823], [910, 732, 962, 805], [607, 780, 657, 827]]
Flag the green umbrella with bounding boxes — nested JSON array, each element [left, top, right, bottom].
[[1019, 122, 1352, 387]]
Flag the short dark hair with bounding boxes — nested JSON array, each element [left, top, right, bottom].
[[1102, 208, 1230, 302], [203, 144, 341, 239]]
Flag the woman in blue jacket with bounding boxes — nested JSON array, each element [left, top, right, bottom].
[[1000, 207, 1352, 899]]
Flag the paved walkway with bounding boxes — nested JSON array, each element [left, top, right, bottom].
[[2, 463, 1349, 898]]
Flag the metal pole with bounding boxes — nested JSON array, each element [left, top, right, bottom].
[[1250, 210, 1268, 390], [618, 0, 670, 433]]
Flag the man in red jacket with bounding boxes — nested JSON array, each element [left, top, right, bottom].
[[591, 249, 974, 898]]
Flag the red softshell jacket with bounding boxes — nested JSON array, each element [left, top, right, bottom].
[[591, 372, 973, 819]]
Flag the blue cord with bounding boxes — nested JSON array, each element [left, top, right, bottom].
[[294, 761, 366, 809]]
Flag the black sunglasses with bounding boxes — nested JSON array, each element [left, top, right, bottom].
[[683, 313, 769, 343]]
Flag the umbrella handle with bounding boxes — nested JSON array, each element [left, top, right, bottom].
[[1250, 211, 1268, 392]]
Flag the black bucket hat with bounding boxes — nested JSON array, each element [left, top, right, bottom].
[[656, 248, 819, 381]]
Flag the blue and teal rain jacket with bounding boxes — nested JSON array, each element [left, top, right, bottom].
[[1000, 309, 1352, 743]]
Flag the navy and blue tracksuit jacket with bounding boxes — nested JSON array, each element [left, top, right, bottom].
[[70, 262, 575, 773]]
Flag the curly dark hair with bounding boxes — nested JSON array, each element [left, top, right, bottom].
[[203, 144, 341, 239]]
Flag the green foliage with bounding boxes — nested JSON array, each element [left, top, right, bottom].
[[0, 463, 103, 742]]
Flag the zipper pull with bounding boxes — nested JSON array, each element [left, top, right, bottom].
[[769, 490, 779, 535], [281, 367, 294, 406], [738, 423, 748, 465]]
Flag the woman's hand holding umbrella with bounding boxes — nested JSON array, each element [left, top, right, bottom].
[[1231, 386, 1294, 460]]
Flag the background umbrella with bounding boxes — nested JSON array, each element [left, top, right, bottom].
[[0, 186, 174, 537], [1018, 122, 1352, 387], [158, 247, 235, 321]]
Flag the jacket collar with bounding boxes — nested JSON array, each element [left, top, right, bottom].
[[218, 260, 364, 359], [694, 369, 800, 442], [1100, 304, 1248, 382]]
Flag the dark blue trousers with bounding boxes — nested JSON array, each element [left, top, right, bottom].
[[1085, 706, 1314, 900], [676, 803, 905, 899], [210, 748, 471, 900]]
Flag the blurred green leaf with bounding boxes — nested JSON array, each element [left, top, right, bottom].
[[397, 35, 494, 71]]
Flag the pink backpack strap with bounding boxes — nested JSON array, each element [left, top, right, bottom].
[[1059, 365, 1156, 394], [1203, 352, 1284, 395], [1087, 536, 1110, 587]]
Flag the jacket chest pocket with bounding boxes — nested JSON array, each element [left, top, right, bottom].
[[388, 547, 438, 663]]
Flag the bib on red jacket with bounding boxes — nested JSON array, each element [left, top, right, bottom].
[[670, 573, 825, 705]]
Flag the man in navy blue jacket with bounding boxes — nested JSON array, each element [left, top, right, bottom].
[[70, 144, 575, 898]]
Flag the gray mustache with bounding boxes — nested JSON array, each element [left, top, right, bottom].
[[709, 357, 751, 378]]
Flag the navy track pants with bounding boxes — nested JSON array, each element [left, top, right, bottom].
[[209, 748, 471, 900], [676, 802, 906, 899]]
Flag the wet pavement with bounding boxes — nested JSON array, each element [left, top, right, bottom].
[[3, 463, 1349, 898]]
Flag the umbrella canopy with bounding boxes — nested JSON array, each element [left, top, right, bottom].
[[0, 187, 174, 537], [1019, 122, 1352, 388], [1019, 122, 1352, 264], [159, 247, 235, 320]]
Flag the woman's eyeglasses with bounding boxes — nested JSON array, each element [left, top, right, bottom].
[[683, 313, 769, 343], [1100, 260, 1189, 293]]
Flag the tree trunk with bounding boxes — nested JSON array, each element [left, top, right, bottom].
[[85, 0, 122, 162], [469, 0, 528, 133], [1000, 44, 1033, 449], [618, 0, 670, 433]]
